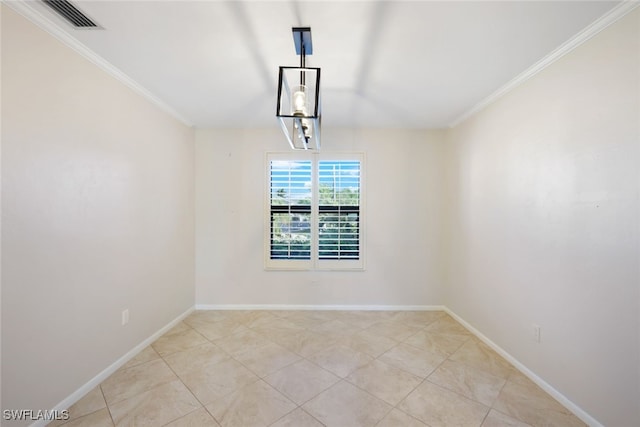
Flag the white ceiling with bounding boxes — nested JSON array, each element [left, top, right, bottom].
[[17, 0, 620, 128]]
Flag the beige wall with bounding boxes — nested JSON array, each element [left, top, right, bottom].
[[445, 9, 639, 426], [195, 128, 447, 307], [1, 5, 195, 419]]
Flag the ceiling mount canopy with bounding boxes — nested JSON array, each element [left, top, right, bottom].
[[276, 27, 321, 150]]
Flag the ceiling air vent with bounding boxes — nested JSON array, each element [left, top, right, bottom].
[[42, 0, 100, 29]]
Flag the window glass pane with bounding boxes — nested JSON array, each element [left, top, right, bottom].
[[271, 212, 311, 259], [270, 160, 312, 205], [318, 161, 360, 206], [319, 212, 359, 259]]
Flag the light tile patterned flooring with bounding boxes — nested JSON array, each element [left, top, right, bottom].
[[49, 310, 586, 427]]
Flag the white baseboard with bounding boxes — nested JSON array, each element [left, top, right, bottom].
[[30, 306, 195, 427], [443, 308, 603, 427], [194, 304, 445, 311], [32, 304, 600, 427]]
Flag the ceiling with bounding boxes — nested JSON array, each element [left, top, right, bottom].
[[15, 0, 621, 129]]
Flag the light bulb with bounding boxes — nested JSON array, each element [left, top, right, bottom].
[[293, 118, 311, 141], [301, 119, 311, 138], [292, 86, 307, 117]]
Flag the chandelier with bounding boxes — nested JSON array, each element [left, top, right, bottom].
[[276, 27, 321, 150]]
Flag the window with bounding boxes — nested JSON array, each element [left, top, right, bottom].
[[266, 152, 364, 270]]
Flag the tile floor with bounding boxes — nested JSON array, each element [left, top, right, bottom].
[[49, 310, 586, 427]]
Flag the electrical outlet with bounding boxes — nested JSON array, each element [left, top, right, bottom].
[[122, 309, 130, 326], [532, 324, 541, 343]]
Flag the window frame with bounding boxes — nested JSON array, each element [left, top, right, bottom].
[[265, 151, 365, 271]]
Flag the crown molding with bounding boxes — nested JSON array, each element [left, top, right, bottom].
[[3, 0, 194, 127], [449, 0, 640, 128]]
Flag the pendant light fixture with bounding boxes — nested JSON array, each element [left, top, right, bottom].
[[276, 27, 321, 150]]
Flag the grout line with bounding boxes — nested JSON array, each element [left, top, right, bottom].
[[158, 349, 207, 422], [91, 309, 587, 427], [444, 307, 601, 426], [266, 406, 299, 427], [99, 386, 116, 427]]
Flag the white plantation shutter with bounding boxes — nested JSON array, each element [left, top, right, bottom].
[[269, 160, 312, 260], [318, 161, 360, 260], [266, 153, 364, 270]]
